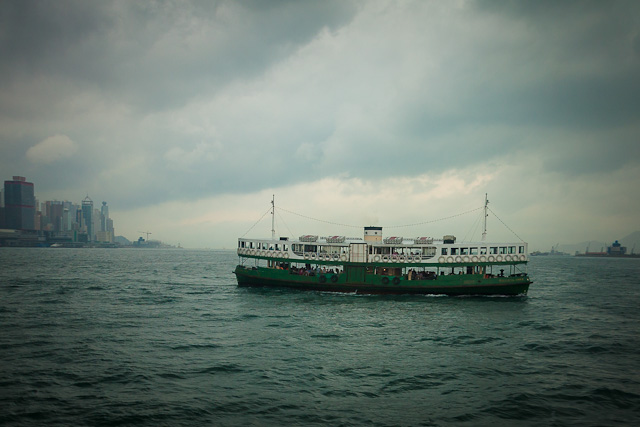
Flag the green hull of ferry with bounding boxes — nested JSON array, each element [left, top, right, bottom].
[[234, 262, 531, 296]]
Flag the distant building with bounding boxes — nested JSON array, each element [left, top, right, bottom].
[[3, 176, 35, 230], [100, 201, 109, 232], [81, 195, 93, 241]]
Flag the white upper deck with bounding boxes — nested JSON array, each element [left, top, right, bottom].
[[237, 227, 528, 264]]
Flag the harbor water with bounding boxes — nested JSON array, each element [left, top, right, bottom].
[[1, 248, 639, 426]]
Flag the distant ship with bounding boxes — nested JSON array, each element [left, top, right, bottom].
[[575, 240, 640, 258], [530, 244, 569, 257]]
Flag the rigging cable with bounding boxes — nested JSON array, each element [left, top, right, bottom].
[[384, 206, 484, 228], [488, 206, 525, 242], [241, 206, 272, 238], [276, 206, 361, 228], [277, 205, 484, 229], [275, 208, 296, 239], [462, 208, 484, 242]]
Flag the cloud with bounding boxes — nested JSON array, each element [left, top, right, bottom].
[[1, 1, 639, 249], [26, 134, 77, 164]]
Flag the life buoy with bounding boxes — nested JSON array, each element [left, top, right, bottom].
[[463, 256, 470, 263], [283, 252, 289, 259], [520, 254, 526, 261], [480, 255, 487, 262], [304, 253, 310, 260], [319, 275, 327, 283], [471, 256, 478, 263], [374, 255, 381, 262], [455, 256, 462, 263], [488, 255, 495, 262], [330, 275, 338, 283], [392, 277, 400, 285], [496, 255, 503, 262], [505, 255, 512, 262], [340, 254, 348, 262], [333, 254, 340, 261], [382, 255, 389, 262], [382, 276, 390, 284], [446, 256, 454, 263], [311, 253, 317, 260]]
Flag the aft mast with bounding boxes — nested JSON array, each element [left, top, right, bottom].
[[271, 195, 275, 240], [482, 193, 489, 241]]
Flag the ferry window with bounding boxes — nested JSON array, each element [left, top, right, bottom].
[[423, 247, 436, 257], [480, 247, 487, 255], [461, 248, 469, 255], [470, 248, 478, 255], [519, 246, 524, 254], [441, 248, 448, 255], [490, 247, 498, 254], [240, 241, 244, 248], [508, 246, 516, 254], [500, 247, 507, 254], [451, 248, 458, 255]]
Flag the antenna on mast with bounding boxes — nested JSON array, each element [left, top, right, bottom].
[[482, 193, 489, 241], [271, 195, 275, 240]]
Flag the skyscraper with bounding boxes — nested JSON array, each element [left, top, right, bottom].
[[81, 195, 93, 241], [4, 176, 35, 230], [100, 201, 109, 232]]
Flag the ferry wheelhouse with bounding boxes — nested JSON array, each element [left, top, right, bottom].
[[234, 198, 532, 295]]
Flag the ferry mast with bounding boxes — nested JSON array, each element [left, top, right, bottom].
[[271, 195, 275, 240], [482, 193, 489, 241]]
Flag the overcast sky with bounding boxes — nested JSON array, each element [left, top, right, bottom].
[[1, 0, 639, 250]]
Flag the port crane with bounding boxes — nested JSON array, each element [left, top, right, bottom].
[[138, 231, 152, 241]]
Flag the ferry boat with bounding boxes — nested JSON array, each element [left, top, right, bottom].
[[234, 197, 532, 295]]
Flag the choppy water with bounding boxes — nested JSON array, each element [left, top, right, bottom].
[[1, 248, 639, 426]]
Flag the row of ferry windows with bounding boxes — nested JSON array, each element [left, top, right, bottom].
[[239, 241, 526, 255], [442, 246, 525, 256], [239, 241, 290, 252]]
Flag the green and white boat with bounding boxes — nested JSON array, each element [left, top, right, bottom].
[[234, 196, 532, 295]]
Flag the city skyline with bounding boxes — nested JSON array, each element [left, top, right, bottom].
[[1, 175, 117, 246], [1, 1, 639, 250]]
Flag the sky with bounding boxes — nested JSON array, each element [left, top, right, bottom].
[[1, 0, 639, 250]]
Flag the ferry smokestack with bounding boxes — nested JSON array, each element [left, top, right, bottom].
[[364, 226, 382, 243]]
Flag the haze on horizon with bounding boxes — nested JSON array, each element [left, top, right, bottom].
[[1, 0, 639, 251]]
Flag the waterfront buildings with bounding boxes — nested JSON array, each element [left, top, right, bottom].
[[0, 175, 119, 246], [81, 196, 93, 242], [3, 176, 35, 230]]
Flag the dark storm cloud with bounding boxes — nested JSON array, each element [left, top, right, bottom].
[[1, 0, 639, 215], [0, 0, 356, 112]]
